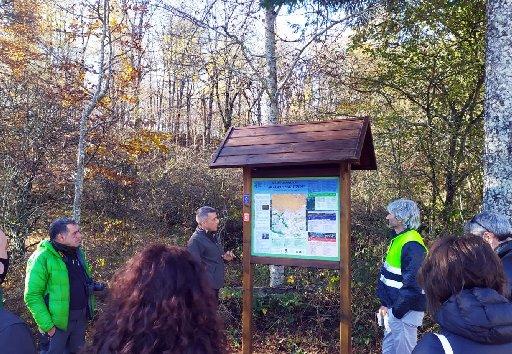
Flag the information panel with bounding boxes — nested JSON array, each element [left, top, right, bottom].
[[251, 177, 340, 261]]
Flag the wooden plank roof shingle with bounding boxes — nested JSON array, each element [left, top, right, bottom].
[[210, 117, 377, 170]]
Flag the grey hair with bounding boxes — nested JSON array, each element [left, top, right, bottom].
[[196, 206, 217, 224], [464, 211, 512, 241], [387, 199, 421, 230]]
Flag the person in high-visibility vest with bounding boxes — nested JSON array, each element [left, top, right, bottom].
[[377, 199, 427, 354]]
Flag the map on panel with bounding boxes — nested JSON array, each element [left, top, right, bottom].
[[251, 177, 340, 261]]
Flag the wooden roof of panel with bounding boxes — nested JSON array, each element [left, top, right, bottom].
[[210, 117, 377, 170]]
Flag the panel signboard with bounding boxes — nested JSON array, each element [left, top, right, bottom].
[[251, 177, 340, 261]]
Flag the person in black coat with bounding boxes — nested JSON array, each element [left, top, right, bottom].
[[187, 206, 235, 300], [464, 211, 512, 293], [0, 308, 37, 354], [0, 230, 36, 353], [412, 236, 512, 354]]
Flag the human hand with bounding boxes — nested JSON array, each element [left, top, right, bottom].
[[222, 250, 235, 261], [378, 306, 388, 317], [92, 281, 106, 292], [47, 327, 56, 337]]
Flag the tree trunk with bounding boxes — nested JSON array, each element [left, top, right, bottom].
[[265, 6, 279, 124], [73, 0, 111, 223], [207, 85, 213, 145], [265, 5, 284, 287], [186, 82, 192, 146], [175, 78, 185, 144], [483, 0, 512, 218]]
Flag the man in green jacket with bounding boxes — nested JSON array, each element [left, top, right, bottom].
[[24, 217, 100, 354]]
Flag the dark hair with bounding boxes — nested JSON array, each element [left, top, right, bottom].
[[82, 244, 225, 354], [49, 217, 77, 240], [418, 235, 508, 315]]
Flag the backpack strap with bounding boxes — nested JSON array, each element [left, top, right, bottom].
[[434, 333, 454, 354]]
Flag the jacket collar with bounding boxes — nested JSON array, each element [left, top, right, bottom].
[[39, 239, 82, 259], [196, 226, 217, 242], [389, 228, 411, 240], [496, 240, 512, 259]]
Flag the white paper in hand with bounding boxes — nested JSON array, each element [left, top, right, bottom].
[[377, 312, 391, 332], [383, 313, 390, 332]]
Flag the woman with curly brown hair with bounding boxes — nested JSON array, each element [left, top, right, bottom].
[[82, 244, 226, 354], [412, 235, 512, 354]]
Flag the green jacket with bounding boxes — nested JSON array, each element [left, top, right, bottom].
[[24, 240, 95, 332]]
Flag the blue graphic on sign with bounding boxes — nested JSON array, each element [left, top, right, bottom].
[[252, 178, 338, 194]]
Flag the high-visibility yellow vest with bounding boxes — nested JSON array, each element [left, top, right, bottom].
[[380, 229, 426, 289]]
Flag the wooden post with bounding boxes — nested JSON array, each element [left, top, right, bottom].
[[339, 163, 352, 353], [242, 167, 253, 354]]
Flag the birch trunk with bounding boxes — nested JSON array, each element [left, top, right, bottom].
[[483, 0, 512, 219], [265, 5, 284, 287], [265, 6, 279, 124], [72, 0, 111, 223]]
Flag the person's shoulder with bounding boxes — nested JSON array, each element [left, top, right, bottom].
[[27, 241, 58, 269], [188, 229, 206, 244], [501, 248, 512, 262], [0, 308, 24, 331], [412, 333, 444, 354], [402, 240, 427, 257], [0, 315, 37, 354], [191, 228, 208, 239], [27, 246, 45, 264], [500, 252, 512, 278], [403, 240, 426, 249]]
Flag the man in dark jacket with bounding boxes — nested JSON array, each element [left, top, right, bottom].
[[377, 199, 427, 354], [0, 308, 37, 354], [465, 211, 512, 292], [187, 206, 234, 300]]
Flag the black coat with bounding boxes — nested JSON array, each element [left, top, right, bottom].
[[412, 288, 512, 354], [0, 308, 37, 354], [187, 227, 225, 290], [496, 240, 512, 295]]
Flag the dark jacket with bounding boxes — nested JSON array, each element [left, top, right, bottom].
[[187, 227, 225, 290], [377, 232, 426, 319], [496, 240, 512, 295], [0, 308, 37, 354], [412, 288, 512, 353]]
